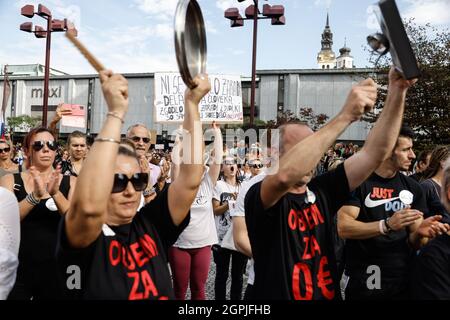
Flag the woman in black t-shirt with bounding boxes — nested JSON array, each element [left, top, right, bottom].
[[57, 71, 210, 300], [0, 127, 75, 300]]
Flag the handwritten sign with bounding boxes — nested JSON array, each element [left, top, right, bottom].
[[154, 73, 243, 123], [61, 104, 86, 128]]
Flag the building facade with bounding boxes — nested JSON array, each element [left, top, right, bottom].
[[1, 68, 373, 142]]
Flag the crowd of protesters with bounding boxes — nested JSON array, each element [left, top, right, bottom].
[[1, 67, 450, 301]]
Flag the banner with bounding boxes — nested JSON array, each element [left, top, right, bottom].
[[60, 104, 86, 128], [1, 65, 11, 138], [154, 73, 243, 123]]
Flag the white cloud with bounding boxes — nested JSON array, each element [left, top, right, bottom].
[[314, 0, 333, 8], [366, 5, 380, 30], [205, 20, 218, 34], [215, 0, 250, 12], [403, 0, 450, 25], [134, 0, 178, 19]]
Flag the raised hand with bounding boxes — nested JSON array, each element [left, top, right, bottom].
[[185, 74, 211, 105], [340, 78, 377, 122], [99, 70, 129, 118], [388, 66, 418, 90], [55, 103, 73, 121], [29, 166, 46, 199], [47, 165, 63, 196]]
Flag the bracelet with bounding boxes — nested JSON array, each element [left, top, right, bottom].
[[26, 192, 40, 206], [379, 220, 386, 235], [94, 137, 121, 144], [107, 112, 124, 123]]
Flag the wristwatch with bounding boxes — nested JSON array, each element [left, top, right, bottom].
[[384, 217, 392, 232]]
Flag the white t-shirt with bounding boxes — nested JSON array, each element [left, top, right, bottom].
[[173, 171, 218, 249], [230, 172, 266, 285], [213, 180, 240, 246], [0, 187, 20, 300]]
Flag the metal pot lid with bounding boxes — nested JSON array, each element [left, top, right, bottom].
[[174, 0, 207, 89]]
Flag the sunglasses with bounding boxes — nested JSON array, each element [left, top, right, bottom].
[[32, 140, 57, 152], [251, 163, 264, 169], [112, 173, 148, 193], [130, 136, 151, 144], [0, 147, 11, 153]]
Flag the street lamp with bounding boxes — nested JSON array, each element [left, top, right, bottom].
[[20, 4, 77, 127], [224, 0, 285, 127]]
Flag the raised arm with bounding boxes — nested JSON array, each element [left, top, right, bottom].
[[168, 75, 211, 226], [65, 70, 128, 248], [208, 122, 223, 185], [344, 67, 417, 191], [48, 103, 72, 138], [260, 78, 377, 209]]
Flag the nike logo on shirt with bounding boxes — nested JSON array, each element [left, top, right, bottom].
[[364, 194, 400, 208]]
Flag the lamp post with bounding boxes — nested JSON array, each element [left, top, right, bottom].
[[20, 4, 77, 127], [224, 0, 285, 127]]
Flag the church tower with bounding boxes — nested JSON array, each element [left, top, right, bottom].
[[336, 38, 354, 69], [317, 13, 336, 69]]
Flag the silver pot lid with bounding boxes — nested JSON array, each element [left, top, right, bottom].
[[174, 0, 207, 89]]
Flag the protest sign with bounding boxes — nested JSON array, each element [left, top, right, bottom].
[[154, 73, 243, 123]]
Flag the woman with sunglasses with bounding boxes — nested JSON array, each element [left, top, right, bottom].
[[0, 139, 19, 178], [0, 127, 75, 300], [168, 123, 222, 300], [212, 157, 247, 300], [56, 70, 210, 300]]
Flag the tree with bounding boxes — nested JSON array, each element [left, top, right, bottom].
[[267, 107, 329, 131], [7, 115, 42, 140], [365, 20, 450, 149]]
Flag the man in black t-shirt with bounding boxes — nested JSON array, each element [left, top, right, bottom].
[[338, 127, 450, 300], [245, 67, 417, 300], [411, 159, 450, 299]]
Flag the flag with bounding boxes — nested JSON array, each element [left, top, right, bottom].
[[1, 65, 11, 139]]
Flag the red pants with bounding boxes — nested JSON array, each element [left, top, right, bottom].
[[168, 246, 212, 300]]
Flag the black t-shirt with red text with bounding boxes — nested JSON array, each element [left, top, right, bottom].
[[344, 172, 427, 280], [56, 188, 189, 300], [245, 164, 349, 300]]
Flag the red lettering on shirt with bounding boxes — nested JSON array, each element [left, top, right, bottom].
[[371, 187, 394, 199], [302, 235, 322, 260], [130, 242, 149, 267], [122, 246, 136, 271], [109, 240, 121, 266], [317, 256, 335, 300], [141, 270, 159, 298], [310, 204, 325, 225], [128, 270, 159, 300], [128, 272, 143, 300], [140, 234, 158, 259], [291, 255, 335, 300], [292, 263, 313, 300], [287, 205, 324, 233]]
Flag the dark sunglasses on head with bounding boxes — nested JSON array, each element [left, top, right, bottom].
[[130, 136, 151, 144], [32, 140, 57, 152], [251, 163, 263, 169], [112, 173, 149, 193], [0, 147, 11, 153]]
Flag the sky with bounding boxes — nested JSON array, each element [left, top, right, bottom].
[[0, 0, 449, 76]]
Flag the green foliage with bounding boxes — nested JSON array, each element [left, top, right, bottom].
[[366, 20, 450, 148], [7, 115, 42, 132]]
